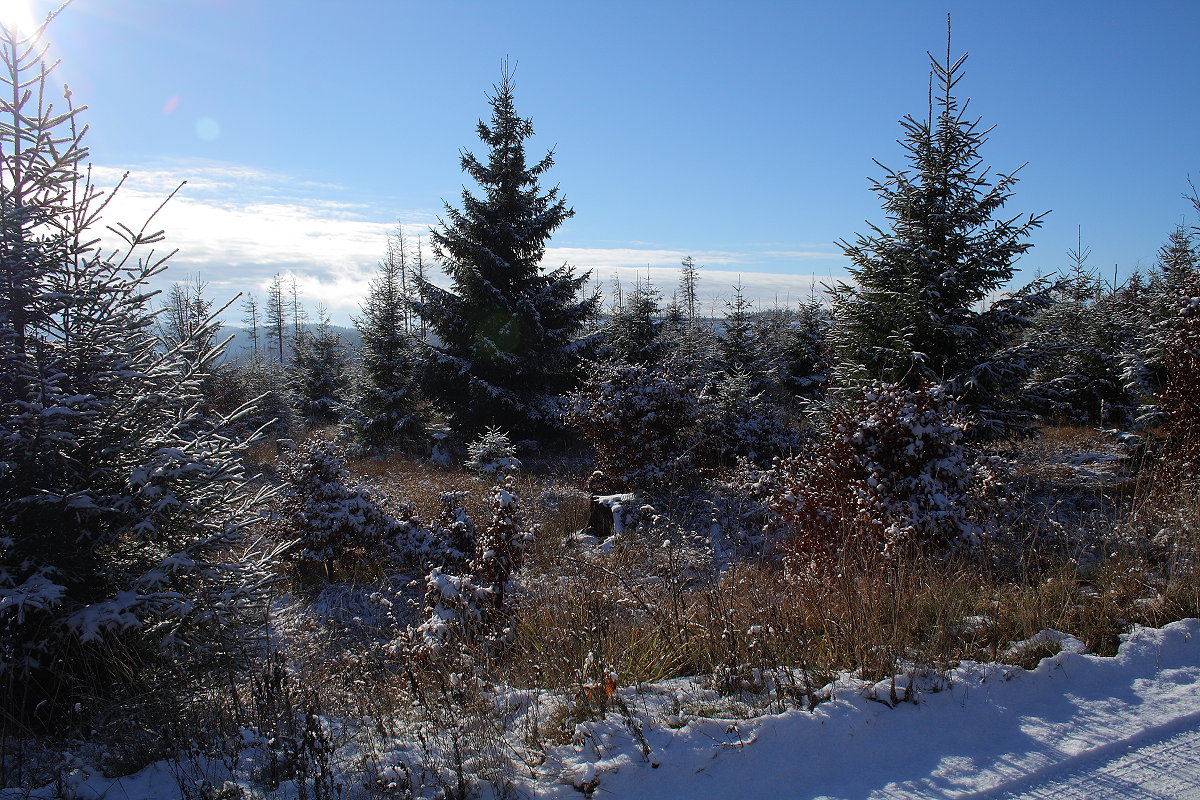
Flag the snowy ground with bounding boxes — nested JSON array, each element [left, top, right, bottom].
[[13, 619, 1200, 800], [529, 619, 1200, 800]]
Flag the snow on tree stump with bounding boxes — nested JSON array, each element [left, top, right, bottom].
[[585, 494, 644, 540]]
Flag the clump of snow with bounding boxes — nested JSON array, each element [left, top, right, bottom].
[[1003, 628, 1090, 662]]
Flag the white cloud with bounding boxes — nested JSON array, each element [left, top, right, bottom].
[[86, 160, 846, 324]]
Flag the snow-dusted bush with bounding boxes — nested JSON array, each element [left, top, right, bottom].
[[276, 440, 431, 578], [465, 427, 521, 476], [0, 22, 273, 719], [566, 361, 702, 491], [430, 490, 478, 571], [470, 475, 535, 613], [756, 382, 1000, 569], [1161, 284, 1200, 470]]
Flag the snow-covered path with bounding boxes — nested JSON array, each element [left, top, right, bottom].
[[987, 720, 1200, 800], [532, 619, 1200, 800]]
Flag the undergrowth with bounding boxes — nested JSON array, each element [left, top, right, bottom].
[[4, 431, 1199, 797]]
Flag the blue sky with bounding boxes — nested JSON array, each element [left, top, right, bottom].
[[9, 0, 1200, 323]]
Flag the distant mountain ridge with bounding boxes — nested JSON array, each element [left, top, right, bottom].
[[217, 323, 363, 363]]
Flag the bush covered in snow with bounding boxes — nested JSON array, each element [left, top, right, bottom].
[[1161, 285, 1200, 470], [411, 476, 534, 659], [752, 382, 1001, 570], [275, 440, 433, 579]]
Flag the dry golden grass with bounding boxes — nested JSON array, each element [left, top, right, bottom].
[[269, 433, 1200, 715], [497, 446, 1200, 699]]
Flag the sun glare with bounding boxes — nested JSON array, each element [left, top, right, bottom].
[[0, 0, 41, 38]]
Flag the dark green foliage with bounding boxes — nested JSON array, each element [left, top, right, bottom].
[[290, 312, 349, 426], [1141, 225, 1200, 387], [832, 32, 1047, 434], [414, 67, 598, 442], [349, 239, 425, 454], [228, 352, 296, 439], [699, 368, 797, 467], [719, 281, 757, 377], [603, 275, 665, 365], [757, 301, 829, 401], [1023, 242, 1140, 425], [1161, 280, 1200, 469]]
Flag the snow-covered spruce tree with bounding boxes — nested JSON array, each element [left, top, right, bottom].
[[469, 473, 533, 619], [413, 66, 599, 442], [1023, 242, 1140, 425], [1160, 280, 1200, 470], [156, 276, 253, 424], [698, 368, 796, 467], [265, 272, 290, 363], [602, 273, 665, 365], [430, 490, 477, 572], [289, 309, 349, 427], [659, 258, 720, 379], [229, 351, 295, 439], [718, 281, 760, 378], [465, 426, 521, 476], [678, 255, 700, 324], [274, 439, 432, 580], [156, 277, 217, 361], [831, 29, 1047, 435], [0, 21, 272, 720], [1139, 224, 1200, 393], [566, 360, 702, 492], [348, 234, 425, 455]]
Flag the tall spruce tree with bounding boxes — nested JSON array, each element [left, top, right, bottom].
[[719, 280, 758, 377], [265, 273, 289, 362], [242, 292, 261, 357], [414, 65, 598, 441], [679, 255, 700, 324], [1024, 237, 1137, 424], [832, 22, 1047, 432]]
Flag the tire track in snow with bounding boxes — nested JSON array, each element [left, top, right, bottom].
[[963, 710, 1200, 800]]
